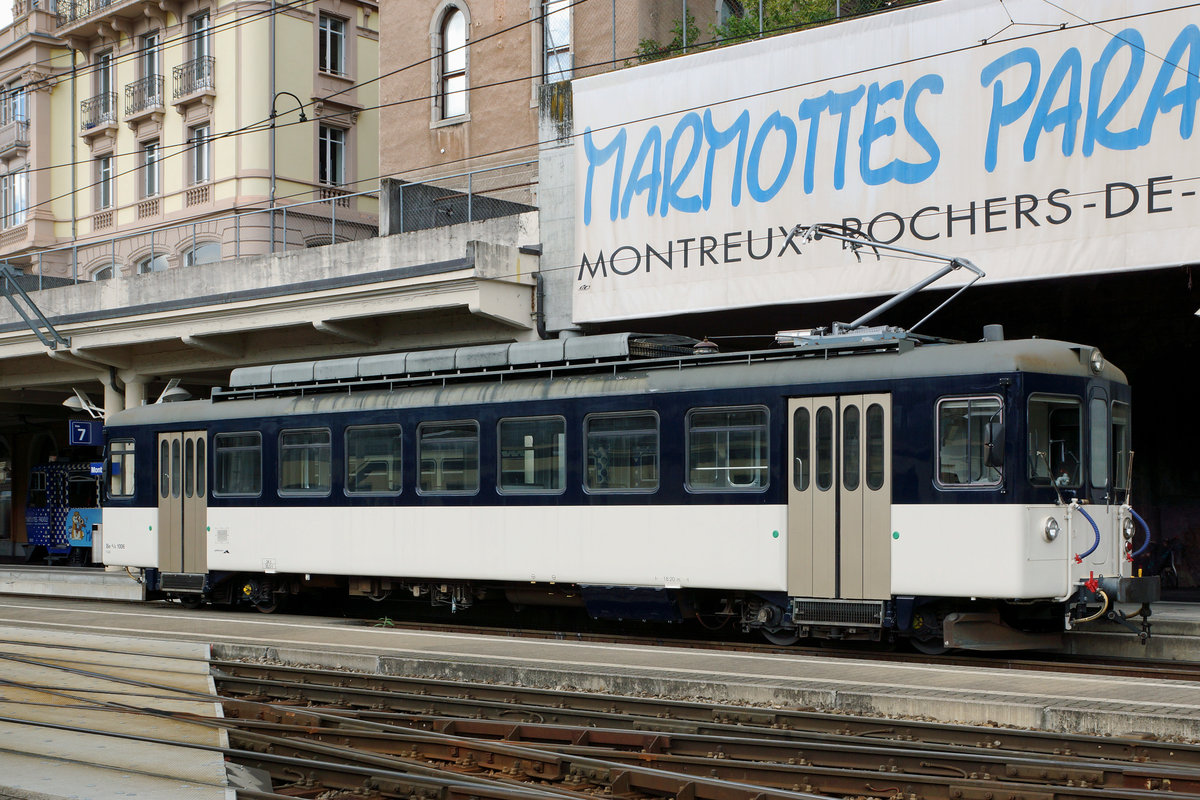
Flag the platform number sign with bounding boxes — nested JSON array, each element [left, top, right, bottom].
[[69, 419, 101, 447]]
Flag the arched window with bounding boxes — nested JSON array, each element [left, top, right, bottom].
[[439, 8, 466, 118], [184, 241, 221, 266], [137, 253, 169, 273], [91, 264, 115, 281]]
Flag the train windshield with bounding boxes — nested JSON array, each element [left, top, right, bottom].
[[1027, 395, 1082, 488], [27, 471, 48, 508], [67, 475, 100, 508]]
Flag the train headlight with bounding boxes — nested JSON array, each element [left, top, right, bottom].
[[1089, 348, 1104, 374], [1122, 517, 1136, 541], [1043, 517, 1060, 542]]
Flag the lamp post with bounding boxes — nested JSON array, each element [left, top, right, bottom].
[[268, 90, 307, 253]]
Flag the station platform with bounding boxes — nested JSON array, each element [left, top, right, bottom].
[[0, 565, 143, 603], [0, 625, 232, 800]]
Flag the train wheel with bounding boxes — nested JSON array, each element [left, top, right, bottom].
[[253, 595, 288, 614], [762, 627, 800, 646], [910, 636, 949, 655]]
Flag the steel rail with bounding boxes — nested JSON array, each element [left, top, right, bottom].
[[227, 727, 832, 800], [212, 662, 1200, 766], [220, 711, 1200, 798]]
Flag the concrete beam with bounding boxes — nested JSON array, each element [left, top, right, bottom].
[[181, 334, 244, 359], [313, 320, 376, 345]]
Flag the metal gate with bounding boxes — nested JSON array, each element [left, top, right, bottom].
[[786, 395, 891, 602], [156, 431, 208, 585]]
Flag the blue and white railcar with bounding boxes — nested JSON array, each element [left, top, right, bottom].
[[99, 328, 1158, 648], [26, 462, 103, 565]]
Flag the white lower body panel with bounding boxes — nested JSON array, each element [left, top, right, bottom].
[[104, 504, 789, 592], [892, 503, 1127, 599]]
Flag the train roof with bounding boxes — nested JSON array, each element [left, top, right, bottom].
[[105, 329, 1126, 428]]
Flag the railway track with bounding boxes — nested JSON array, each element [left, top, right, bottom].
[[213, 660, 1200, 799], [4, 627, 1200, 799]]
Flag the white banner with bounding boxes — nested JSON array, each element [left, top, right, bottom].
[[572, 0, 1200, 323]]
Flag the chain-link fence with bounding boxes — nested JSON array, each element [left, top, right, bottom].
[[384, 162, 538, 236]]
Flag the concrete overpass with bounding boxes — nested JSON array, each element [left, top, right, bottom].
[[1, 213, 540, 421]]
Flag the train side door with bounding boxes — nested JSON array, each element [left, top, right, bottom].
[[157, 432, 208, 575], [787, 395, 891, 600]]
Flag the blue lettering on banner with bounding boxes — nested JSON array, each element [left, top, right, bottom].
[[582, 21, 1200, 229]]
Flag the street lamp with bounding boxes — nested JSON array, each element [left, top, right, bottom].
[[269, 91, 308, 208]]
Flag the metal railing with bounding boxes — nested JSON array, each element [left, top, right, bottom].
[[125, 75, 164, 116], [174, 56, 216, 99], [79, 93, 116, 131], [17, 189, 380, 288], [390, 161, 538, 235], [0, 119, 30, 155], [55, 0, 112, 27], [10, 160, 537, 287]]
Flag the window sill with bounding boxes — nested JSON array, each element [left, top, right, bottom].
[[431, 112, 470, 130]]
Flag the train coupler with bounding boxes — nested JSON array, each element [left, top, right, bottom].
[[1105, 603, 1153, 644]]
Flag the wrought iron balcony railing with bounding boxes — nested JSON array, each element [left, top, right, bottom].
[[173, 56, 216, 99], [80, 93, 117, 131], [56, 0, 113, 27], [125, 75, 165, 116]]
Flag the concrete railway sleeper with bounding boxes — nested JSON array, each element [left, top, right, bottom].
[[211, 661, 1200, 767]]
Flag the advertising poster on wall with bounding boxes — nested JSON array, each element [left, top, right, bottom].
[[572, 0, 1199, 323]]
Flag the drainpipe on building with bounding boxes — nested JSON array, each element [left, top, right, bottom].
[[269, 0, 276, 252], [71, 49, 78, 282]]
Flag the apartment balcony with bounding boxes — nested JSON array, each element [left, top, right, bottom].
[[55, 0, 156, 39], [0, 118, 30, 158], [125, 75, 165, 126], [173, 56, 216, 112], [79, 93, 117, 141]]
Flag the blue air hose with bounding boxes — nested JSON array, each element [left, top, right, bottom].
[[1129, 508, 1152, 558], [1073, 504, 1101, 563]]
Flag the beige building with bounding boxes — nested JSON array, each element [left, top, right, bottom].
[[0, 0, 379, 282]]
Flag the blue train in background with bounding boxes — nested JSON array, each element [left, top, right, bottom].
[[25, 461, 103, 565]]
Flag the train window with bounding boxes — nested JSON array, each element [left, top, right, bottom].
[[171, 439, 182, 499], [1112, 401, 1131, 491], [584, 412, 658, 493], [185, 439, 195, 499], [792, 407, 810, 491], [279, 429, 332, 496], [815, 406, 833, 491], [27, 470, 47, 508], [67, 475, 100, 508], [498, 416, 566, 494], [195, 439, 206, 497], [346, 425, 402, 495], [108, 439, 135, 498], [843, 405, 861, 491], [159, 440, 170, 498], [214, 432, 262, 497], [686, 406, 768, 492], [1027, 395, 1081, 488], [418, 421, 480, 494], [1090, 396, 1109, 490], [937, 397, 1002, 487], [866, 403, 885, 491]]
